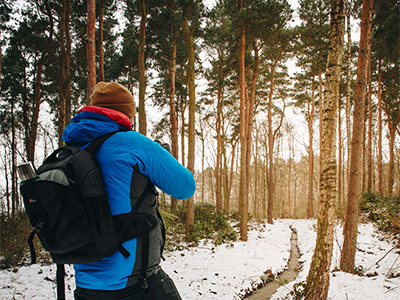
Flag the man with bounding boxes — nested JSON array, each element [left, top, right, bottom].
[[62, 82, 196, 300]]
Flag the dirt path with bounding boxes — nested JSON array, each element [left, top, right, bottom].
[[245, 227, 300, 299]]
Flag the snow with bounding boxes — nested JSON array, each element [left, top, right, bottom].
[[1, 219, 399, 300]]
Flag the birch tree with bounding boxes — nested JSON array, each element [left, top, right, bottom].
[[304, 0, 345, 298]]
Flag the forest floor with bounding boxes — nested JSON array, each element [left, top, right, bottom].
[[1, 219, 399, 299]]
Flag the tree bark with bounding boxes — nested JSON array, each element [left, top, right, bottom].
[[225, 139, 237, 213], [238, 0, 248, 241], [98, 0, 105, 82], [11, 99, 16, 215], [180, 98, 186, 167], [27, 0, 53, 162], [246, 42, 259, 217], [338, 79, 343, 218], [340, 0, 373, 274], [367, 54, 373, 191], [307, 76, 315, 219], [215, 48, 223, 212], [169, 37, 178, 211], [138, 0, 147, 135], [59, 0, 71, 146], [267, 49, 284, 224], [86, 0, 96, 103], [182, 6, 195, 240], [345, 0, 352, 197], [304, 0, 345, 298], [215, 90, 223, 212], [387, 115, 400, 195], [0, 31, 2, 87], [377, 60, 383, 195]]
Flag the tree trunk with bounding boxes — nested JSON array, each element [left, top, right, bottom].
[[338, 81, 343, 218], [59, 0, 71, 146], [238, 0, 248, 241], [340, 0, 373, 274], [255, 126, 259, 218], [225, 139, 237, 213], [307, 76, 315, 219], [292, 135, 297, 218], [304, 0, 345, 298], [180, 98, 186, 166], [138, 0, 147, 135], [59, 0, 66, 147], [367, 54, 373, 191], [0, 31, 2, 87], [267, 81, 274, 224], [246, 42, 259, 217], [377, 60, 383, 195], [11, 100, 16, 215], [182, 7, 195, 240], [263, 137, 268, 219], [222, 138, 229, 213], [319, 69, 323, 150], [345, 0, 352, 197], [387, 119, 397, 195], [215, 77, 223, 213], [169, 37, 178, 211], [65, 2, 72, 127], [98, 0, 105, 82], [267, 50, 284, 224], [27, 0, 53, 162], [200, 124, 205, 205], [86, 0, 96, 103]]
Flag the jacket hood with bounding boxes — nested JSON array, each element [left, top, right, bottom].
[[62, 106, 130, 145]]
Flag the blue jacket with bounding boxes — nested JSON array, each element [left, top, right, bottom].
[[62, 106, 196, 290]]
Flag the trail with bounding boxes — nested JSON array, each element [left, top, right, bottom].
[[245, 227, 300, 299]]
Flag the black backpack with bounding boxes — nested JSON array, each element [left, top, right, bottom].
[[19, 132, 158, 299]]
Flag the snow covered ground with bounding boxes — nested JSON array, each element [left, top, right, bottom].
[[1, 219, 399, 299]]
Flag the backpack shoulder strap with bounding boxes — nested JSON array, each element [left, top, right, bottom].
[[56, 264, 65, 300], [84, 131, 120, 153]]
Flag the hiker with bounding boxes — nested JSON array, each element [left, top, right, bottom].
[[62, 82, 196, 300]]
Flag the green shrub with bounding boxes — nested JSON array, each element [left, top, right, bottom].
[[0, 212, 32, 268], [0, 211, 51, 268], [160, 203, 237, 249], [290, 281, 306, 299], [191, 203, 237, 245], [159, 206, 186, 252], [360, 192, 400, 233]]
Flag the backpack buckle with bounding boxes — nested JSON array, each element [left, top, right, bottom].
[[140, 276, 149, 289], [34, 219, 45, 233]]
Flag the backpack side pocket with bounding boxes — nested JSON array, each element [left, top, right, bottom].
[[20, 179, 92, 254]]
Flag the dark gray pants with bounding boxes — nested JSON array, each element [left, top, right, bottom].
[[74, 269, 182, 300]]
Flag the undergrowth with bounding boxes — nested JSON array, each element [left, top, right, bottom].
[[1, 203, 238, 267], [0, 212, 49, 268], [160, 202, 238, 251], [359, 192, 400, 236]]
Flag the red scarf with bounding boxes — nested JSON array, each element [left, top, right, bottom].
[[78, 106, 132, 130]]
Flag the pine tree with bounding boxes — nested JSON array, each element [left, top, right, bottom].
[[341, 0, 374, 274]]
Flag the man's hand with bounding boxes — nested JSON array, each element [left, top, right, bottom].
[[155, 140, 171, 154]]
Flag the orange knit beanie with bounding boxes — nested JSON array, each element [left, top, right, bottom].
[[90, 82, 136, 119]]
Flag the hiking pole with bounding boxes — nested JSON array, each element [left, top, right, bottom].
[[56, 264, 66, 300]]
